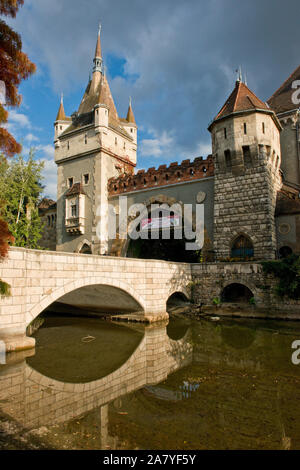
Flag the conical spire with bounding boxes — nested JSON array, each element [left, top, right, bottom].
[[95, 23, 102, 58], [56, 93, 66, 121], [93, 23, 103, 74], [126, 96, 136, 123]]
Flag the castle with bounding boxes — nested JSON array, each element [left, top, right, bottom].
[[39, 28, 300, 262]]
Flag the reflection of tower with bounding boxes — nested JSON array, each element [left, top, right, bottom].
[[208, 78, 282, 260], [100, 404, 109, 449]]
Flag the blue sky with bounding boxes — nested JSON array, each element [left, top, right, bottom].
[[5, 0, 300, 199]]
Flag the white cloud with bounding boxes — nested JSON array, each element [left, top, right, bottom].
[[36, 144, 54, 160], [139, 130, 174, 158], [39, 158, 57, 200], [25, 133, 39, 142], [9, 110, 31, 129]]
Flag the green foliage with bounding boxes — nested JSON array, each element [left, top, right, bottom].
[[0, 150, 45, 249], [261, 255, 300, 299], [249, 297, 256, 305], [0, 280, 11, 297], [212, 296, 221, 305]]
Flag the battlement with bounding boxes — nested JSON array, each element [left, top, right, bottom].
[[108, 155, 214, 196]]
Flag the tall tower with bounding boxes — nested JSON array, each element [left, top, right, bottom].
[[208, 78, 282, 260], [54, 27, 138, 255]]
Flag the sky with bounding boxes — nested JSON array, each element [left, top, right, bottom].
[[5, 0, 300, 199]]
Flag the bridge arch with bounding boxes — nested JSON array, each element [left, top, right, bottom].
[[26, 276, 147, 327]]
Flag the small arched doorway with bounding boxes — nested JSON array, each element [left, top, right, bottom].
[[221, 283, 254, 303], [231, 235, 254, 260], [279, 246, 293, 259], [79, 243, 92, 254]]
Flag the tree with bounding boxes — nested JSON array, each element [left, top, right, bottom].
[[0, 0, 36, 294], [0, 150, 45, 249]]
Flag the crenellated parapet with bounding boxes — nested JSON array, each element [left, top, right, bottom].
[[108, 155, 214, 196]]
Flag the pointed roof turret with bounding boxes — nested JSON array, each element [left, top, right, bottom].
[[215, 80, 269, 121], [126, 97, 136, 124], [56, 93, 66, 121], [208, 79, 281, 131]]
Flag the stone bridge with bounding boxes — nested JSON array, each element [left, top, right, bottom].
[[0, 248, 192, 352], [1, 247, 298, 353]]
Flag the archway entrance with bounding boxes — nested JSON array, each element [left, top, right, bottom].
[[279, 246, 293, 258], [221, 283, 254, 303], [126, 205, 199, 262]]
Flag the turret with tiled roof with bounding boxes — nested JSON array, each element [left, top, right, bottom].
[[126, 97, 136, 124], [209, 76, 282, 261], [56, 93, 66, 121], [209, 79, 280, 131]]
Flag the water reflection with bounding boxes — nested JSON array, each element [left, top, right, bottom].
[[1, 315, 300, 449]]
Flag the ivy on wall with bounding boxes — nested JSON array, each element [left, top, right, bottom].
[[261, 255, 300, 299]]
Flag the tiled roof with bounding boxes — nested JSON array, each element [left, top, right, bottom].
[[38, 198, 57, 210], [276, 187, 300, 216], [214, 80, 269, 121], [56, 100, 66, 121], [65, 183, 86, 197], [126, 102, 136, 124], [268, 65, 300, 114]]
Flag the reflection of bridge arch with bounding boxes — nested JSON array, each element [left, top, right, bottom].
[[26, 276, 146, 327], [0, 324, 193, 432]]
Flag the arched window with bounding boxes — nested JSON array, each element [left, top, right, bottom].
[[231, 235, 254, 259], [279, 246, 293, 259]]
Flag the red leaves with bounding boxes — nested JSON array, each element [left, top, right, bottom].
[[0, 1, 24, 18], [0, 217, 14, 261]]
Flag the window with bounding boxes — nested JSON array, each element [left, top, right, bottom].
[[154, 175, 157, 183], [123, 142, 126, 150], [115, 137, 117, 145], [242, 145, 251, 167], [166, 174, 169, 181], [60, 126, 62, 130], [244, 123, 247, 134], [224, 150, 231, 169], [262, 122, 265, 134], [231, 235, 254, 260], [130, 128, 133, 133], [68, 177, 73, 188], [190, 168, 194, 176], [143, 178, 147, 185], [71, 203, 77, 218], [83, 174, 89, 185], [85, 134, 87, 144], [177, 171, 181, 178], [224, 128, 227, 139], [67, 141, 70, 150]]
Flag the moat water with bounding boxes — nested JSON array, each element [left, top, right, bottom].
[[1, 313, 300, 450]]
